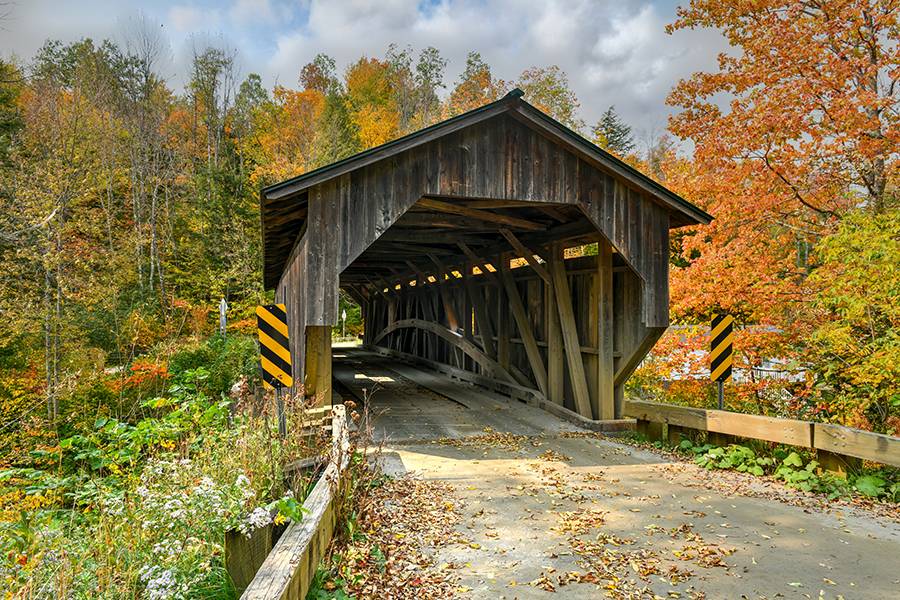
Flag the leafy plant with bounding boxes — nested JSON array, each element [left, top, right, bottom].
[[853, 475, 887, 498], [691, 442, 774, 476]]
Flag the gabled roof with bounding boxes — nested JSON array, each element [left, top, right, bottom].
[[262, 89, 711, 223], [260, 89, 712, 287]]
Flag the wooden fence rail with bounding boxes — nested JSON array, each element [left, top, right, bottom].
[[624, 399, 900, 473], [239, 404, 350, 599]]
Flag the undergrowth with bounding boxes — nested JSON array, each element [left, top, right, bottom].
[[666, 436, 900, 502], [0, 334, 327, 599]]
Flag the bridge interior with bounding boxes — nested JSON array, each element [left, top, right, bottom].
[[337, 195, 651, 422]]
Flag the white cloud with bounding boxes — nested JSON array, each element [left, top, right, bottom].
[[263, 0, 727, 129], [229, 0, 277, 25], [168, 5, 212, 32]]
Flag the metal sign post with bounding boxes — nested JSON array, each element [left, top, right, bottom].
[[710, 314, 734, 410], [256, 304, 293, 438], [219, 298, 228, 340], [341, 308, 347, 339]]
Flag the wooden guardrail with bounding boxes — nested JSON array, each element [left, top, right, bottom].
[[239, 404, 350, 599], [624, 399, 900, 473]]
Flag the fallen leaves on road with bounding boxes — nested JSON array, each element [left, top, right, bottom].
[[434, 427, 530, 452], [539, 448, 571, 462], [340, 476, 465, 599]]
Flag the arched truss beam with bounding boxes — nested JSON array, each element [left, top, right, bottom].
[[372, 318, 520, 386]]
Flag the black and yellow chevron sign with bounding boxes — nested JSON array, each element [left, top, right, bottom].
[[256, 304, 293, 390], [710, 314, 734, 383]]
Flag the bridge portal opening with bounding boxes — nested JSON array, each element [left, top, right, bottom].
[[259, 90, 710, 422]]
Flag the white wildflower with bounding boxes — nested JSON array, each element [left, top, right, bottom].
[[239, 507, 271, 537], [139, 565, 181, 600]]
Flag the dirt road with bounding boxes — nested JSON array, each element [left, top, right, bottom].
[[335, 350, 900, 599]]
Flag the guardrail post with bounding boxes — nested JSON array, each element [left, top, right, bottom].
[[816, 449, 861, 477], [708, 431, 734, 447], [667, 424, 685, 446], [636, 418, 663, 442]]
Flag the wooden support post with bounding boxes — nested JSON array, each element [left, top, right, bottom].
[[499, 228, 551, 284], [463, 265, 496, 360], [816, 450, 862, 477], [636, 419, 663, 442], [549, 249, 594, 418], [595, 242, 615, 420], [667, 424, 686, 446], [427, 254, 460, 331], [545, 262, 564, 406], [499, 258, 548, 397], [496, 273, 510, 371], [304, 326, 332, 407], [708, 431, 734, 447]]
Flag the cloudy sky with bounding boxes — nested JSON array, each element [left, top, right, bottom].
[[1, 0, 727, 144]]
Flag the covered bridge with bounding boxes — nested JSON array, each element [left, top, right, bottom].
[[260, 89, 711, 422]]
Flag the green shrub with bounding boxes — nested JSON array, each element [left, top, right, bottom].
[[168, 335, 258, 399], [676, 440, 899, 502]]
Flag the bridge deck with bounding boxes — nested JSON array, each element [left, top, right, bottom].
[[332, 348, 899, 599]]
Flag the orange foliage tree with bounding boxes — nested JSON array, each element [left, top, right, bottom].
[[345, 57, 400, 148], [649, 0, 900, 425]]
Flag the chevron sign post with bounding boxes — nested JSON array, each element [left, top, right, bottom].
[[710, 314, 734, 409]]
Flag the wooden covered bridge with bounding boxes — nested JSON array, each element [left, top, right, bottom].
[[260, 89, 711, 422]]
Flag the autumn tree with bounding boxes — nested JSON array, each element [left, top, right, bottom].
[[669, 0, 898, 217], [658, 0, 900, 428], [345, 56, 399, 148], [515, 65, 582, 131], [446, 51, 506, 116], [300, 53, 340, 95], [298, 54, 359, 167]]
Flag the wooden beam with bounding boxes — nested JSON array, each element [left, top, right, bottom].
[[394, 212, 501, 230], [372, 319, 516, 383], [500, 258, 548, 397], [496, 268, 510, 371], [379, 230, 490, 244], [596, 240, 615, 420], [404, 260, 431, 284], [545, 266, 564, 407], [814, 423, 900, 467], [457, 242, 498, 283], [614, 327, 666, 387], [303, 326, 332, 406], [427, 254, 460, 331], [461, 199, 537, 209], [624, 400, 814, 447], [462, 262, 496, 359], [535, 205, 569, 223], [418, 197, 545, 231], [499, 228, 551, 284], [549, 251, 593, 419]]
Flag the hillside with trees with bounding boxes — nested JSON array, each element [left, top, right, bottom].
[[0, 1, 898, 596]]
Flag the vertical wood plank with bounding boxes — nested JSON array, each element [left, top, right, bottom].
[[545, 250, 565, 407], [464, 267, 496, 359], [500, 258, 548, 397], [596, 238, 615, 420], [549, 250, 593, 418], [304, 326, 332, 406], [495, 274, 510, 371]]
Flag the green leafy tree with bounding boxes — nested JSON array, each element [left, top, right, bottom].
[[807, 209, 900, 433], [515, 65, 582, 131], [592, 106, 635, 156]]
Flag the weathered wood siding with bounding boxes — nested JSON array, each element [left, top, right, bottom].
[[276, 114, 671, 406]]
